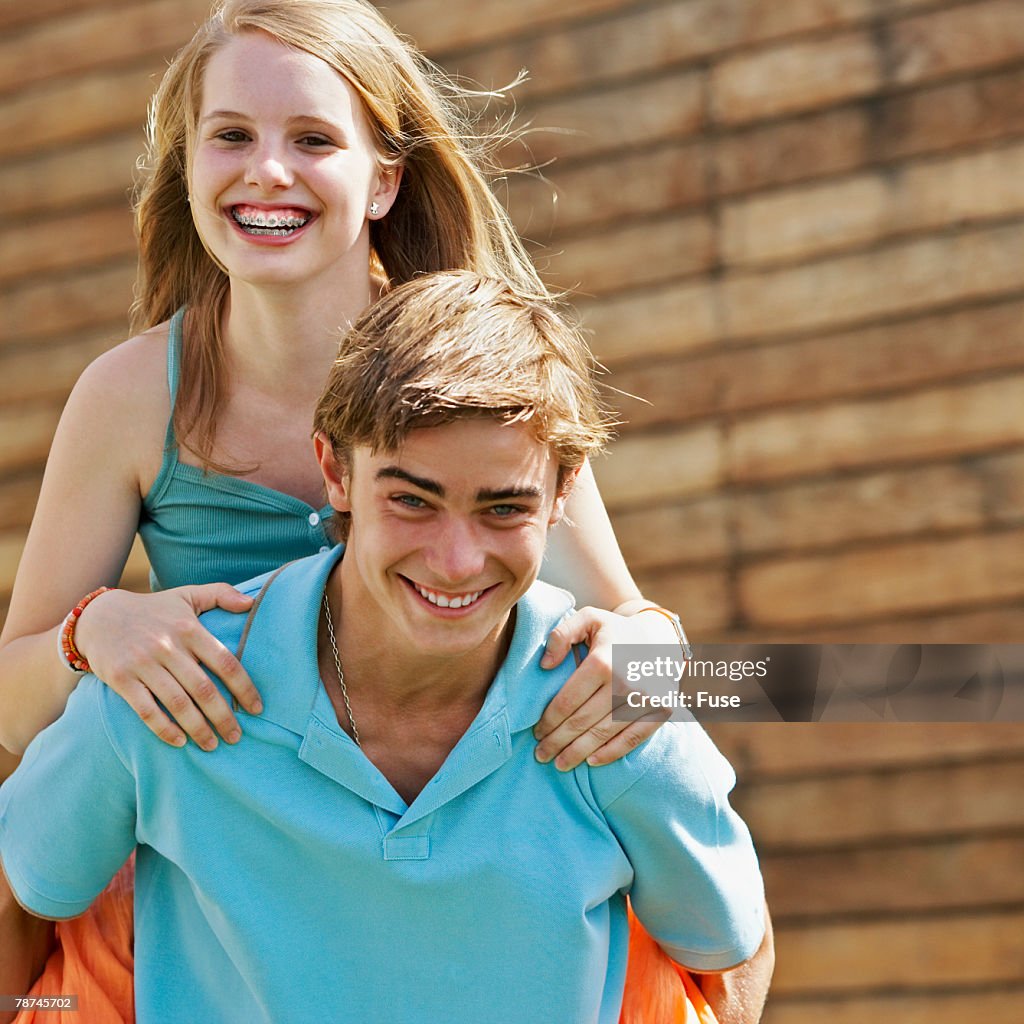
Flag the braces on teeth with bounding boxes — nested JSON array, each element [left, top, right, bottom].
[[233, 210, 309, 232]]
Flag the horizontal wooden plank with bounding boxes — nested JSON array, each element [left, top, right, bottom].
[[579, 281, 718, 363], [0, 64, 157, 161], [763, 987, 1024, 1024], [721, 220, 1024, 342], [739, 527, 1024, 627], [449, 0, 874, 104], [393, 0, 628, 57], [631, 564, 732, 638], [520, 70, 705, 166], [507, 140, 708, 240], [593, 425, 722, 506], [713, 65, 1024, 198], [0, 474, 43, 533], [445, 1, 713, 104], [0, 0, 135, 33], [611, 494, 731, 571], [737, 755, 1024, 848], [875, 64, 1024, 164], [793, 603, 1024, 644], [0, 203, 136, 286], [0, 133, 141, 219], [762, 835, 1024, 918], [0, 404, 60, 475], [0, 0, 210, 97], [708, 722, 1024, 777], [732, 448, 1024, 556], [770, 910, 1024, 994], [713, 3, 1024, 130], [1, 262, 134, 347], [727, 375, 1024, 484], [0, 330, 117, 406], [711, 29, 880, 126], [889, 0, 1024, 88], [543, 211, 714, 294], [611, 297, 1024, 427], [721, 140, 1024, 267], [609, 448, 1024, 572]]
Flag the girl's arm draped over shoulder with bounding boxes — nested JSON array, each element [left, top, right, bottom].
[[0, 336, 257, 755], [0, 347, 147, 752], [534, 460, 689, 769]]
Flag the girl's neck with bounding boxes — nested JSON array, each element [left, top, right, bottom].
[[221, 273, 378, 400]]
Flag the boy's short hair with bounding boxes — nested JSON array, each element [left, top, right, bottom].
[[314, 271, 614, 477]]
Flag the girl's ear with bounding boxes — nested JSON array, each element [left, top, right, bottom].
[[368, 163, 404, 218], [314, 432, 352, 512]]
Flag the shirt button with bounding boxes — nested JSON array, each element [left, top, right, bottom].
[[319, 546, 330, 554], [308, 512, 321, 526]]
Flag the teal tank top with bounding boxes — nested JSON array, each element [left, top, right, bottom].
[[138, 309, 335, 591]]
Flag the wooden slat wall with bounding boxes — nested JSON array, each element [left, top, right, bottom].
[[1, 1, 1022, 1020]]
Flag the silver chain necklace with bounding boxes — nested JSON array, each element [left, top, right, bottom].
[[322, 592, 361, 747]]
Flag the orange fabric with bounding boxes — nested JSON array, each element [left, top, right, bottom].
[[619, 905, 718, 1024], [14, 860, 134, 1024]]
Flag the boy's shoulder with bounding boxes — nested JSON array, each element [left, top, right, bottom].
[[580, 720, 738, 816]]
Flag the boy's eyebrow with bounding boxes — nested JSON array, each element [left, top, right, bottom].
[[376, 466, 444, 496], [375, 468, 544, 503], [476, 487, 544, 502]]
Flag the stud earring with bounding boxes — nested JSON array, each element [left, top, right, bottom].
[[369, 202, 380, 216]]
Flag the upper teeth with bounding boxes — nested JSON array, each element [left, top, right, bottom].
[[233, 210, 309, 229], [413, 583, 483, 609]]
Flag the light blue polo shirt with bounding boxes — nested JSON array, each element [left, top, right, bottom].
[[0, 548, 764, 1024]]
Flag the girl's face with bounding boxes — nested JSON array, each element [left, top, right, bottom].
[[190, 31, 399, 292]]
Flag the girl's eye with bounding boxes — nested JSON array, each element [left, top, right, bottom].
[[299, 135, 333, 148], [215, 129, 249, 143]]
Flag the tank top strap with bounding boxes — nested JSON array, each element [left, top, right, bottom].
[[163, 307, 186, 450], [143, 309, 186, 511]]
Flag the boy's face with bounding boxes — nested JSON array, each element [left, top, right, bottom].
[[317, 418, 574, 659]]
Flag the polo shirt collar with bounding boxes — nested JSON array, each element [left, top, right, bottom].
[[238, 547, 577, 819]]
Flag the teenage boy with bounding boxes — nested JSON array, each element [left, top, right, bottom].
[[0, 273, 768, 1023]]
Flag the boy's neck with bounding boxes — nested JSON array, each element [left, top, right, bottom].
[[325, 570, 512, 716], [317, 567, 515, 804]]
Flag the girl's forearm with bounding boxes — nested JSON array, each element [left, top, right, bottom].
[[0, 630, 79, 755]]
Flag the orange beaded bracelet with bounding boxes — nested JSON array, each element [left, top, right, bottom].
[[58, 586, 113, 674]]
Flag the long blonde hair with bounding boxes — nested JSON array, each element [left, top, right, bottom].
[[132, 0, 546, 469]]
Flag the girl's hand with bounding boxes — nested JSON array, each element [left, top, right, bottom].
[[533, 606, 675, 770], [73, 586, 262, 751]]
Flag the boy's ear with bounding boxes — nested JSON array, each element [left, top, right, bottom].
[[549, 466, 581, 527], [314, 432, 352, 513]]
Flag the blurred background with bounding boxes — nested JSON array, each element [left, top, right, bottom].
[[0, 0, 1022, 1019]]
